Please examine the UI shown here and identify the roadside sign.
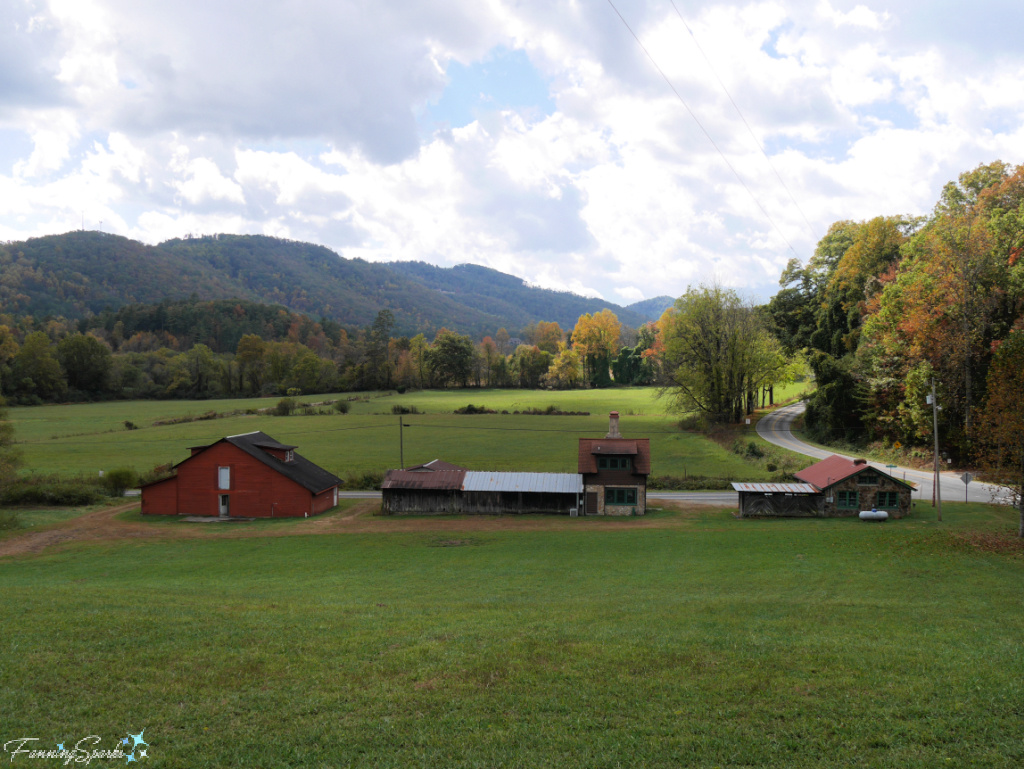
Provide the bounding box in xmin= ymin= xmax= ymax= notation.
xmin=894 ymin=442 xmax=902 ymax=449
xmin=961 ymin=472 xmax=973 ymax=485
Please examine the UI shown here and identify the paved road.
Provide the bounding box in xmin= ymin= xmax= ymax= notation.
xmin=757 ymin=402 xmax=1009 ymax=505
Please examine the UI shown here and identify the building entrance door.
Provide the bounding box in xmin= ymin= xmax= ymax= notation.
xmin=219 ymin=494 xmax=229 ymax=517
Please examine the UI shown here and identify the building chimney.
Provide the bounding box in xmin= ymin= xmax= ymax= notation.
xmin=853 ymin=458 xmax=867 ymax=465
xmin=606 ymin=411 xmax=622 ymax=439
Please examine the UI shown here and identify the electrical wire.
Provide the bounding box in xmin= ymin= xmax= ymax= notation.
xmin=667 ymin=0 xmax=819 ymax=242
xmin=604 ymin=0 xmax=802 ymax=259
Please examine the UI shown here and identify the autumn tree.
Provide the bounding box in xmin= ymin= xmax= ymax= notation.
xmin=976 ymin=327 xmax=1024 ymax=537
xmin=0 ymin=396 xmax=20 ymax=484
xmin=425 ymin=330 xmax=475 ymax=388
xmin=235 ymin=334 xmax=267 ymax=394
xmin=572 ymin=309 xmax=621 ymax=387
xmin=543 ymin=343 xmax=581 ymax=389
xmin=656 ymin=285 xmax=779 ymax=424
xmin=11 ymin=332 xmax=66 ymax=401
xmin=58 ymin=333 xmax=113 ymax=393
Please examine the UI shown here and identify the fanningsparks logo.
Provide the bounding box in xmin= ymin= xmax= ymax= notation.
xmin=3 ymin=729 xmax=151 ymax=765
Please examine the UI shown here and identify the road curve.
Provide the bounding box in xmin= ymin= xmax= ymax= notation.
xmin=757 ymin=402 xmax=1007 ymax=505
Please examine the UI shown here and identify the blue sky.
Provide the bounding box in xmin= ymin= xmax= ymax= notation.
xmin=2 ymin=0 xmax=1023 ymax=308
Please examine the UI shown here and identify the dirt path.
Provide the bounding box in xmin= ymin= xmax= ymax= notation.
xmin=0 ymin=500 xmax=713 ymax=559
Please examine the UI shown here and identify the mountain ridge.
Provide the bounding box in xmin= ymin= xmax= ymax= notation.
xmin=0 ymin=231 xmax=665 ymax=337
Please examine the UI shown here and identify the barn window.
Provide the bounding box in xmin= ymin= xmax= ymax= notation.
xmin=857 ymin=473 xmax=878 ymax=485
xmin=837 ymin=491 xmax=858 ymax=509
xmin=218 ymin=466 xmax=231 ymax=490
xmin=605 ymin=487 xmax=637 ymax=505
xmin=876 ymin=491 xmax=899 ymax=508
xmin=598 ymin=457 xmax=632 ymax=471
xmin=285 ymin=450 xmax=294 ymax=462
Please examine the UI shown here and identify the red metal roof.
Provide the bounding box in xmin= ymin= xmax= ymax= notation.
xmin=381 ymin=469 xmax=466 ymax=490
xmin=794 ymin=454 xmax=874 ymax=490
xmin=578 ymin=438 xmax=651 ymax=474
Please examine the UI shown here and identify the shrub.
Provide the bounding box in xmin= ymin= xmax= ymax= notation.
xmin=342 ymin=470 xmax=384 ymax=490
xmin=275 ymin=397 xmax=296 ymax=416
xmin=334 ymin=400 xmax=350 ymax=414
xmin=454 ymin=404 xmax=496 ymax=415
xmin=103 ymin=467 xmax=139 ymax=496
xmin=123 ymin=420 xmax=137 ymax=430
xmin=286 ymin=387 xmax=301 ymax=397
xmin=0 ymin=476 xmax=103 ymax=506
xmin=0 ymin=510 xmax=21 ymax=530
xmin=395 ymin=385 xmax=407 ymax=394
xmin=392 ymin=405 xmax=420 ymax=415
xmin=647 ymin=475 xmax=734 ymax=491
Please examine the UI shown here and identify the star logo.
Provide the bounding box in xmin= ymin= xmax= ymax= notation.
xmin=126 ymin=754 xmax=136 ymax=764
xmin=139 ymin=749 xmax=148 ymax=758
xmin=128 ymin=730 xmax=148 ymax=750
xmin=122 ymin=737 xmax=131 ymax=746
xmin=57 ymin=743 xmax=65 ymax=751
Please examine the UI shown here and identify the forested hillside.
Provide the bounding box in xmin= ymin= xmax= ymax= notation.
xmin=384 ymin=261 xmax=648 ymax=329
xmin=766 ymin=160 xmax=1024 ymax=471
xmin=0 ymin=232 xmax=650 ymax=338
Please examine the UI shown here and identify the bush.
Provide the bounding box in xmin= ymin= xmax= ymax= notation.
xmin=342 ymin=470 xmax=384 ymax=490
xmin=275 ymin=397 xmax=296 ymax=416
xmin=123 ymin=420 xmax=137 ymax=430
xmin=0 ymin=510 xmax=21 ymax=530
xmin=454 ymin=404 xmax=496 ymax=415
xmin=334 ymin=400 xmax=350 ymax=414
xmin=647 ymin=475 xmax=734 ymax=491
xmin=0 ymin=476 xmax=103 ymax=506
xmin=392 ymin=405 xmax=420 ymax=415
xmin=103 ymin=467 xmax=139 ymax=496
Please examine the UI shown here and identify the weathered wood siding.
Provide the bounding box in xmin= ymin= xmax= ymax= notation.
xmin=738 ymin=492 xmax=824 ymax=518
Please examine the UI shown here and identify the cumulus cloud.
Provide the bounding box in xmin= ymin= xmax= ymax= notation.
xmin=1 ymin=0 xmax=1023 ymax=306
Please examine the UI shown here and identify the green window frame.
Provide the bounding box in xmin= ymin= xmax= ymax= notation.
xmin=857 ymin=472 xmax=878 ymax=485
xmin=598 ymin=457 xmax=632 ymax=471
xmin=876 ymin=491 xmax=900 ymax=509
xmin=837 ymin=490 xmax=858 ymax=509
xmin=605 ymin=488 xmax=637 ymax=505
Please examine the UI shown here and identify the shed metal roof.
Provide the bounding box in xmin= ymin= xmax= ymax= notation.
xmin=381 ymin=469 xmax=465 ymax=490
xmin=731 ymin=483 xmax=819 ymax=494
xmin=462 ymin=472 xmax=583 ymax=494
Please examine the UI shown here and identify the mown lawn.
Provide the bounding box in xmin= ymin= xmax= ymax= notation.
xmin=1 ymin=503 xmax=1021 ymax=768
xmin=7 ymin=385 xmax=805 ymax=479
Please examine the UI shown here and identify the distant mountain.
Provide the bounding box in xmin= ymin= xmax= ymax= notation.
xmin=626 ymin=295 xmax=675 ymax=321
xmin=0 ymin=231 xmax=653 ymax=337
xmin=387 ymin=261 xmax=648 ymax=330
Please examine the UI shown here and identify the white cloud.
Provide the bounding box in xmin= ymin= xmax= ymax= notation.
xmin=1 ymin=0 xmax=1023 ymax=307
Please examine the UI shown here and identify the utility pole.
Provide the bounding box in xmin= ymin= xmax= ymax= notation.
xmin=929 ymin=378 xmax=942 ymax=522
xmin=399 ymin=416 xmax=404 ymax=470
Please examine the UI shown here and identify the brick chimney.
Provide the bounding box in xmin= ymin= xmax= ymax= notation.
xmin=606 ymin=411 xmax=622 ymax=439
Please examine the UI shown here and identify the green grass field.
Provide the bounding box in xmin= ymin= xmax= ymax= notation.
xmin=7 ymin=385 xmax=805 ymax=480
xmin=1 ymin=502 xmax=1021 ymax=767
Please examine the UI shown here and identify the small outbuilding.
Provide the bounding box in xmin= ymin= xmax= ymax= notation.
xmin=732 ymin=482 xmax=822 ymax=517
xmin=795 ymin=454 xmax=914 ymax=517
xmin=734 ymin=454 xmax=915 ymax=518
xmin=141 ymin=431 xmax=341 ymax=518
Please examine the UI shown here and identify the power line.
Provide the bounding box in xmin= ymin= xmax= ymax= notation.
xmin=667 ymin=0 xmax=819 ymax=242
xmin=604 ymin=0 xmax=801 ymax=259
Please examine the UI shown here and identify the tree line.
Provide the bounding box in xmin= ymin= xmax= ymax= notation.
xmin=765 ymin=160 xmax=1024 ymax=534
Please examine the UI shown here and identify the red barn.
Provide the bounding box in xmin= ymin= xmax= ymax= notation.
xmin=141 ymin=431 xmax=341 ymax=518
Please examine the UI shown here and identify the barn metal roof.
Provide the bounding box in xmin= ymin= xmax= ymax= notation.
xmin=462 ymin=472 xmax=583 ymax=494
xmin=381 ymin=470 xmax=465 ymax=490
xmin=731 ymin=483 xmax=819 ymax=494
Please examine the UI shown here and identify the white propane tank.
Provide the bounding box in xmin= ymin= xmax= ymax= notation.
xmin=859 ymin=509 xmax=888 ymax=521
